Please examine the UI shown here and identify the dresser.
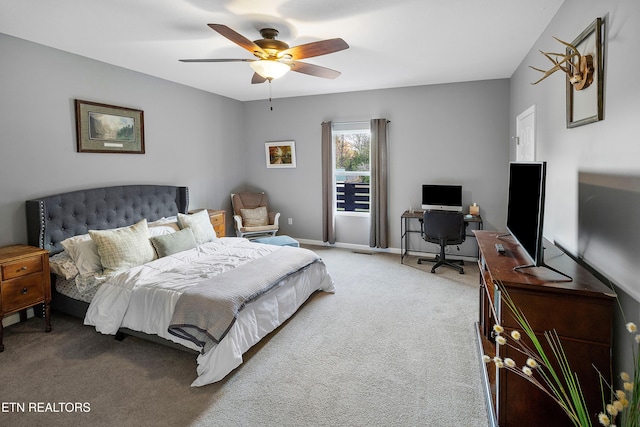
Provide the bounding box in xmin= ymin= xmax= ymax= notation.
xmin=0 ymin=245 xmax=51 ymax=351
xmin=189 ymin=209 xmax=226 ymax=238
xmin=475 ymin=231 xmax=615 ymax=427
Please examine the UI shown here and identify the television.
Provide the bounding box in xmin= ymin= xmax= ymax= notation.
xmin=504 ymin=161 xmax=570 ymax=280
xmin=421 ymin=184 xmax=462 ymax=212
xmin=506 ymin=161 xmax=546 ymax=267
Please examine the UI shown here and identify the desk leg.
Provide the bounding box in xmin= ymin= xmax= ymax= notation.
xmin=400 ymin=216 xmax=406 ymax=264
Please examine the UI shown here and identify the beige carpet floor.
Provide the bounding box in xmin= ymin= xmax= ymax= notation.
xmin=0 ymin=246 xmax=488 ymax=427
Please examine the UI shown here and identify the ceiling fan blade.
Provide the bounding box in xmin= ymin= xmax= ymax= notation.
xmin=281 ymin=38 xmax=349 ymax=60
xmin=208 ymin=24 xmax=266 ymax=57
xmin=290 ymin=61 xmax=341 ymax=79
xmin=251 ymin=73 xmax=267 ymax=84
xmin=179 ymin=58 xmax=254 ymax=63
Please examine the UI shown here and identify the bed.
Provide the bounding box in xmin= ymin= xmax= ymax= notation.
xmin=25 ymin=185 xmax=334 ymax=386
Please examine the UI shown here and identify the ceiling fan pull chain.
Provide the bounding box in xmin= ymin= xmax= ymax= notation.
xmin=269 ymin=79 xmax=274 ymax=111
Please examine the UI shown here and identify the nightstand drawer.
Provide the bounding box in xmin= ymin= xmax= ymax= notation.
xmin=2 ymin=274 xmax=45 ymax=313
xmin=1 ymin=256 xmax=43 ymax=280
xmin=210 ymin=213 xmax=224 ymax=226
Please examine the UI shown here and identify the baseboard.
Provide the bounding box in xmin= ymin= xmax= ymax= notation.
xmin=1 ymin=308 xmax=35 ymax=328
xmin=293 ymin=238 xmax=477 ymax=262
xmin=294 ymin=238 xmax=396 ymax=254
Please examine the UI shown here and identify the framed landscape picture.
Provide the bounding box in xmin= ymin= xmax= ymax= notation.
xmin=265 ymin=141 xmax=296 ymax=168
xmin=75 ymin=99 xmax=145 ymax=153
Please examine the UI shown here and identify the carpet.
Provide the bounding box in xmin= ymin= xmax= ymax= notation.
xmin=0 ymin=246 xmax=488 ymax=427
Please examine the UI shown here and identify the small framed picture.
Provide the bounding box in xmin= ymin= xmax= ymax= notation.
xmin=75 ymin=99 xmax=145 ymax=153
xmin=265 ymin=141 xmax=296 ymax=168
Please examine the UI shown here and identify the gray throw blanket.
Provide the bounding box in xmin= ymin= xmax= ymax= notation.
xmin=168 ymin=246 xmax=320 ymax=353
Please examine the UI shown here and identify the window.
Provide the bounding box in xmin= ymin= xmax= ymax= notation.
xmin=332 ymin=122 xmax=371 ymax=214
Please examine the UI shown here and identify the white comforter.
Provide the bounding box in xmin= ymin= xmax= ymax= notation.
xmin=84 ymin=238 xmax=335 ymax=386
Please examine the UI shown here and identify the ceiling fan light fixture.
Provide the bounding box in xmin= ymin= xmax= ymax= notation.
xmin=250 ymin=60 xmax=291 ymax=80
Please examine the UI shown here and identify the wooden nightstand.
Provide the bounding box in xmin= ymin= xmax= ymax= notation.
xmin=0 ymin=245 xmax=51 ymax=352
xmin=189 ymin=209 xmax=226 ymax=238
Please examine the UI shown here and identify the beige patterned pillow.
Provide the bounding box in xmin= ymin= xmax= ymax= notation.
xmin=177 ymin=210 xmax=217 ymax=245
xmin=89 ymin=219 xmax=156 ymax=274
xmin=240 ymin=206 xmax=268 ymax=227
xmin=49 ymin=251 xmax=80 ymax=280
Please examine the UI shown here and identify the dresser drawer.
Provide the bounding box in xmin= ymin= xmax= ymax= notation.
xmin=1 ymin=256 xmax=43 ymax=280
xmin=2 ymin=274 xmax=46 ymax=313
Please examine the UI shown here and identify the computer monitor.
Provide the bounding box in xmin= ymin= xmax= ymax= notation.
xmin=421 ymin=184 xmax=462 ymax=211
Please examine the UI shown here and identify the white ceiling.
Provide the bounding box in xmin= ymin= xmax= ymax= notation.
xmin=0 ymin=0 xmax=564 ymax=102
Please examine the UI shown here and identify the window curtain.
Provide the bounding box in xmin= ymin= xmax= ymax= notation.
xmin=321 ymin=121 xmax=335 ymax=244
xmin=369 ymin=118 xmax=389 ymax=248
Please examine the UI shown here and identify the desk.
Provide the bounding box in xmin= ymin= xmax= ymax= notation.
xmin=400 ymin=210 xmax=482 ymax=264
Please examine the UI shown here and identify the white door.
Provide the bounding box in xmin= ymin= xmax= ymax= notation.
xmin=516 ymin=105 xmax=536 ymax=161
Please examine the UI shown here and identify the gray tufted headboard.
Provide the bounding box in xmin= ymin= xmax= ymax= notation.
xmin=26 ymin=185 xmax=189 ymax=255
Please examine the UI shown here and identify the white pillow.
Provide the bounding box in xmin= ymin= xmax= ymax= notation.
xmin=89 ymin=219 xmax=156 ymax=274
xmin=61 ymin=234 xmax=102 ymax=276
xmin=149 ymin=225 xmax=179 ymax=237
xmin=148 ymin=216 xmax=180 ymax=232
xmin=177 ymin=210 xmax=217 ymax=245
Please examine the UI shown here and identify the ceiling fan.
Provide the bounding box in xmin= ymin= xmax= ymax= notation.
xmin=180 ymin=24 xmax=349 ymax=84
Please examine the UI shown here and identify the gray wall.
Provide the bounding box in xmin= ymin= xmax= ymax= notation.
xmin=0 ymin=33 xmax=245 ymax=246
xmin=509 ymin=0 xmax=640 ymax=387
xmin=510 ymin=0 xmax=640 ymax=257
xmin=241 ymin=80 xmax=511 ymax=250
xmin=1 ymin=34 xmax=510 ymax=253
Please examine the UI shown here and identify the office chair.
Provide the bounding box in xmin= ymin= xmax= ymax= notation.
xmin=417 ymin=210 xmax=466 ymax=274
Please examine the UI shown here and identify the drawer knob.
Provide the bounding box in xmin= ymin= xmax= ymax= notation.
xmin=21 ymin=266 xmax=27 ymax=270
xmin=21 ymin=288 xmax=28 ymax=295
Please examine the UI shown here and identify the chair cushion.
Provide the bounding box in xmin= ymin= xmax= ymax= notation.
xmin=241 ymin=206 xmax=269 ymax=227
xmin=240 ymin=224 xmax=279 ymax=233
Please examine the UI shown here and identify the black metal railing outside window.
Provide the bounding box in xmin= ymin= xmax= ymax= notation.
xmin=336 ymin=181 xmax=370 ymax=212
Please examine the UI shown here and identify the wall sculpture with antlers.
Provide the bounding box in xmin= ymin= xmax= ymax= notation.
xmin=530 ymin=37 xmax=594 ymax=90
xmin=529 ymin=18 xmax=604 ymax=128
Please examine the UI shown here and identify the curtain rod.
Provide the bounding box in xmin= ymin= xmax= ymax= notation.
xmin=321 ymin=119 xmax=391 ymax=125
